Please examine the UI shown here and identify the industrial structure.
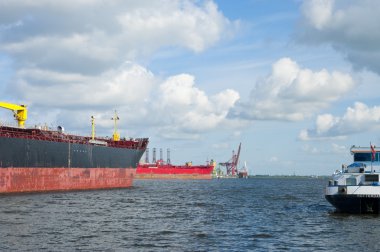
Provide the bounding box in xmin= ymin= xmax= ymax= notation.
xmin=0 ymin=102 xmax=28 ymax=128
xmin=218 ymin=143 xmax=242 ymax=177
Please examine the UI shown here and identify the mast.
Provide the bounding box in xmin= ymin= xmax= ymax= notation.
xmin=111 ymin=110 xmax=120 ymax=141
xmin=91 ymin=116 xmax=95 ymax=140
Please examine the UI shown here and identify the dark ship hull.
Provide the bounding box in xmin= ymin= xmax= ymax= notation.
xmin=0 ymin=126 xmax=148 ymax=193
xmin=326 ymin=194 xmax=380 ymax=214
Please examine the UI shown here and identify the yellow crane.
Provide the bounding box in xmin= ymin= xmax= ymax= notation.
xmin=0 ymin=102 xmax=28 ymax=128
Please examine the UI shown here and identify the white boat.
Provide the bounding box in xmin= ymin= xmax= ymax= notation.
xmin=325 ymin=145 xmax=380 ymax=213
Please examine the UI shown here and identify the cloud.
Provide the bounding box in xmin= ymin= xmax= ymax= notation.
xmin=299 ymin=0 xmax=380 ymax=74
xmin=0 ymin=0 xmax=237 ymax=74
xmin=300 ymin=102 xmax=380 ymax=140
xmin=10 ymin=62 xmax=240 ymax=139
xmin=116 ymin=0 xmax=234 ymax=53
xmin=13 ymin=62 xmax=154 ymax=108
xmin=301 ymin=0 xmax=334 ymax=30
xmin=154 ymin=74 xmax=240 ymax=134
xmin=229 ymin=57 xmax=354 ymax=121
xmin=0 ymin=1 xmax=240 ymax=139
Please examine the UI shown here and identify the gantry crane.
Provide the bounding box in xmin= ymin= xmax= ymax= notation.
xmin=0 ymin=102 xmax=28 ymax=128
xmin=219 ymin=143 xmax=241 ymax=177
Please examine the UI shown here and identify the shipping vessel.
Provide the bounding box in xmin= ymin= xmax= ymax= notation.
xmin=136 ymin=148 xmax=215 ymax=180
xmin=238 ymin=162 xmax=249 ymax=178
xmin=0 ymin=102 xmax=148 ymax=193
xmin=325 ymin=145 xmax=380 ymax=213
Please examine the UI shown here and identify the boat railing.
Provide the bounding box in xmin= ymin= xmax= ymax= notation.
xmin=0 ymin=125 xmax=149 ymax=149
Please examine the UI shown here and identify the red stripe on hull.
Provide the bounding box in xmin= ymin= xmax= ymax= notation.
xmin=136 ymin=166 xmax=213 ymax=180
xmin=0 ymin=167 xmax=135 ymax=193
xmin=136 ymin=173 xmax=212 ymax=180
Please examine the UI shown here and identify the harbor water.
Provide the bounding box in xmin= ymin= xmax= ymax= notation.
xmin=1 ymin=177 xmax=380 ymax=251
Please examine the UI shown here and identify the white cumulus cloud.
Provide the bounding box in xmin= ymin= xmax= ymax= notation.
xmin=299 ymin=0 xmax=380 ymax=74
xmin=302 ymin=0 xmax=334 ymax=30
xmin=13 ymin=62 xmax=154 ymax=108
xmin=229 ymin=57 xmax=354 ymax=121
xmin=0 ymin=0 xmax=237 ymax=74
xmin=10 ymin=62 xmax=240 ymax=139
xmin=300 ymin=102 xmax=380 ymax=140
xmin=155 ymin=74 xmax=240 ymax=134
xmin=116 ymin=0 xmax=232 ymax=53
xmin=0 ymin=1 xmax=240 ymax=139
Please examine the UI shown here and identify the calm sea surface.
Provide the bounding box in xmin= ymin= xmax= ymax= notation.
xmin=1 ymin=177 xmax=380 ymax=251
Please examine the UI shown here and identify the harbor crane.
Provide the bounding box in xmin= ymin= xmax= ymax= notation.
xmin=0 ymin=102 xmax=28 ymax=128
xmin=219 ymin=143 xmax=241 ymax=177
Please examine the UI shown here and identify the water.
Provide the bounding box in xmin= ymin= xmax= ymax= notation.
xmin=1 ymin=177 xmax=380 ymax=251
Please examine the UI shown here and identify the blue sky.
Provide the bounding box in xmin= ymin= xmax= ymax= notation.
xmin=1 ymin=0 xmax=380 ymax=175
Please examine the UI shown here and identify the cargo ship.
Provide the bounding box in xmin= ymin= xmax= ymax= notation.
xmin=136 ymin=148 xmax=215 ymax=180
xmin=0 ymin=102 xmax=148 ymax=193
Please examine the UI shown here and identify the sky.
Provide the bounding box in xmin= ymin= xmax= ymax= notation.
xmin=1 ymin=0 xmax=380 ymax=175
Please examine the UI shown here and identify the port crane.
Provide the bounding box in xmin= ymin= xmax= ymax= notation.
xmin=219 ymin=143 xmax=241 ymax=177
xmin=0 ymin=102 xmax=28 ymax=128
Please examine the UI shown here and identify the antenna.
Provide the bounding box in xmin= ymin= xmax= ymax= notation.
xmin=111 ymin=110 xmax=120 ymax=141
xmin=91 ymin=116 xmax=95 ymax=140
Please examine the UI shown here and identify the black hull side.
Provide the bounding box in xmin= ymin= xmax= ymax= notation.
xmin=0 ymin=137 xmax=145 ymax=168
xmin=326 ymin=195 xmax=380 ymax=214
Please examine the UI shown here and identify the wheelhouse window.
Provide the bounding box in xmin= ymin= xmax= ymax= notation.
xmin=354 ymin=153 xmax=379 ymax=162
xmin=365 ymin=174 xmax=379 ymax=182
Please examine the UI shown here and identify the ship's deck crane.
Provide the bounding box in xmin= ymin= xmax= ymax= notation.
xmin=0 ymin=102 xmax=28 ymax=128
xmin=219 ymin=143 xmax=241 ymax=176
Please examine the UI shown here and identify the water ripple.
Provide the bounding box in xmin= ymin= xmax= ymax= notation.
xmin=1 ymin=177 xmax=380 ymax=251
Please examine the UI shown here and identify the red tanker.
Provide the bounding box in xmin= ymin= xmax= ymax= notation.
xmin=136 ymin=160 xmax=215 ymax=180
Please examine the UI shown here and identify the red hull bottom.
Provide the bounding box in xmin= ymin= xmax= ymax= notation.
xmin=136 ymin=166 xmax=213 ymax=180
xmin=0 ymin=167 xmax=135 ymax=193
xmin=136 ymin=173 xmax=212 ymax=180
